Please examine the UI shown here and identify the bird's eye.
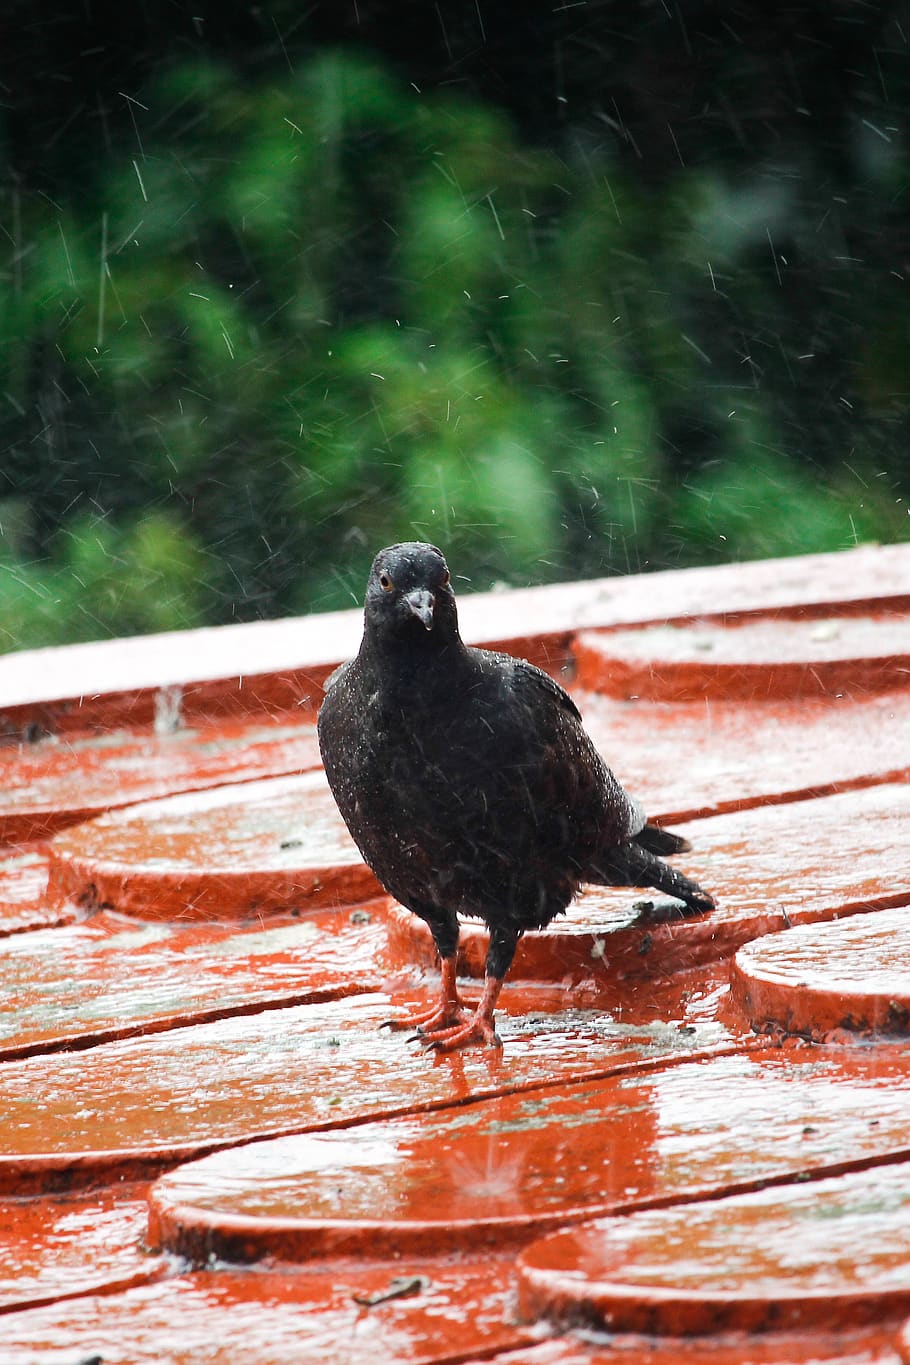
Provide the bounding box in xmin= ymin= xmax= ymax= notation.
xmin=379 ymin=571 xmax=394 ymax=592
xmin=440 ymin=569 xmax=450 ymax=587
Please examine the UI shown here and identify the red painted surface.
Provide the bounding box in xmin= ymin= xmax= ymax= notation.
xmin=575 ymin=613 xmax=910 ymax=701
xmin=512 ymin=1328 xmax=906 ymax=1361
xmin=47 ymin=771 xmax=381 ymax=919
xmin=898 ymin=1319 xmax=910 ymax=1364
xmin=0 ymin=716 xmax=320 ymax=842
xmin=0 ymin=903 xmax=389 ymax=1064
xmin=0 ymin=1257 xmax=532 ymax=1364
xmin=732 ymin=907 xmax=910 ymax=1038
xmin=0 ymin=970 xmax=747 ymax=1191
xmin=0 ymin=847 xmax=65 ymax=935
xmin=0 ymin=1185 xmax=162 ymax=1313
xmin=0 ymin=543 xmax=909 ymax=1361
xmin=467 ymin=1335 xmax=903 ymax=1364
xmin=2 ymin=541 xmax=907 ymax=730
xmin=147 ymin=1044 xmax=910 ymax=1263
xmin=517 ymin=1164 xmax=910 ymax=1334
xmin=578 ymin=687 xmax=910 ymax=822
xmin=389 ymin=782 xmax=910 ymax=981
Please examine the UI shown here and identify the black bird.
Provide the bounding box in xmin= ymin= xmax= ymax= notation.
xmin=318 ymin=542 xmax=715 ymax=1049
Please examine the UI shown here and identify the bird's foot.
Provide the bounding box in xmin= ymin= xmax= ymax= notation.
xmin=384 ymin=964 xmax=505 ymax=1049
xmin=380 ymin=955 xmax=473 ymax=1035
xmin=419 ymin=974 xmax=505 ymax=1051
xmin=421 ymin=1008 xmax=503 ymax=1052
xmin=382 ymin=996 xmax=472 ymax=1035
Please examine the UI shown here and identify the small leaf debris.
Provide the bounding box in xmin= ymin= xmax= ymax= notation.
xmin=352 ymin=1275 xmax=430 ymax=1308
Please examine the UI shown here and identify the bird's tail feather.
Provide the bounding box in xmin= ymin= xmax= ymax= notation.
xmin=588 ymin=843 xmax=714 ymax=915
xmin=634 ymin=823 xmax=691 ymax=856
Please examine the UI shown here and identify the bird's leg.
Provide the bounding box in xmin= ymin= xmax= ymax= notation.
xmin=420 ymin=972 xmax=505 ymax=1050
xmin=421 ymin=923 xmax=519 ymax=1051
xmin=382 ymin=953 xmax=473 ymax=1034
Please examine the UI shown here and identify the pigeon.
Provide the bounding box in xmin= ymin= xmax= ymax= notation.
xmin=317 ymin=542 xmax=715 ymax=1049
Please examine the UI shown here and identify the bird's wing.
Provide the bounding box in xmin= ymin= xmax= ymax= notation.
xmin=509 ymin=657 xmax=646 ymax=843
xmin=321 ymin=660 xmax=352 ymax=695
xmin=625 ymin=791 xmax=648 ymax=839
xmin=510 ymin=658 xmax=583 ymax=721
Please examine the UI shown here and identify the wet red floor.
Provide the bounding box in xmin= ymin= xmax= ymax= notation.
xmin=1 ymin=541 xmax=909 ymax=1363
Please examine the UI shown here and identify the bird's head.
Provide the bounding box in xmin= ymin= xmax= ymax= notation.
xmin=364 ymin=542 xmax=458 ymax=644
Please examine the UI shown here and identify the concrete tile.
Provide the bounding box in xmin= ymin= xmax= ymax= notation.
xmin=518 ymin=1163 xmax=910 ymax=1334
xmin=575 ymin=613 xmax=910 ymax=701
xmin=147 ymin=1043 xmax=910 ymax=1262
xmin=0 ymin=1256 xmax=529 ymax=1364
xmin=0 ymin=847 xmax=66 ymax=937
xmin=467 ymin=1330 xmax=902 ymax=1364
xmin=733 ymin=907 xmax=910 ymax=1039
xmin=0 ymin=904 xmax=388 ymax=1060
xmin=0 ymin=718 xmax=320 ymax=841
xmin=578 ymin=688 xmax=910 ymax=823
xmin=0 ymin=1186 xmax=162 ymax=1313
xmin=0 ymin=970 xmax=749 ymax=1190
xmin=47 ymin=771 xmax=381 ymax=920
xmin=391 ymin=785 xmax=910 ymax=982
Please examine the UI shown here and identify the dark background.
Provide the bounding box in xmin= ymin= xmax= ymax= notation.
xmin=2 ymin=1 xmax=908 ymax=649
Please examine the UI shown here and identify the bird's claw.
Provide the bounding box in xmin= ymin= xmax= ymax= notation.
xmin=380 ymin=996 xmax=473 ymax=1036
xmin=420 ymin=1014 xmax=503 ymax=1052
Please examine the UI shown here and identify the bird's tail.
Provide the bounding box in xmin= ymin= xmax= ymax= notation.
xmin=633 ymin=823 xmax=691 ymax=856
xmin=588 ymin=842 xmax=715 ymax=916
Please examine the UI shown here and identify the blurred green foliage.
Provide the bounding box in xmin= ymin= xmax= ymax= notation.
xmin=1 ymin=35 xmax=907 ymax=650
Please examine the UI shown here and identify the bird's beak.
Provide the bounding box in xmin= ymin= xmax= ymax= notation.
xmin=404 ymin=588 xmax=435 ymax=630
